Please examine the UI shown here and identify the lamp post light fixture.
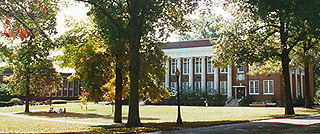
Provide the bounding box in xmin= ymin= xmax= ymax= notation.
xmin=175 ymin=69 xmax=182 ymax=125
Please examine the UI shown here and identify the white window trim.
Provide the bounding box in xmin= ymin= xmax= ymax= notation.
xmin=249 ymin=80 xmax=259 ymax=95
xmin=207 ymin=58 xmax=214 ymax=74
xmin=195 ymin=81 xmax=202 ymax=89
xmin=237 ymin=65 xmax=244 ymax=73
xmin=195 ymin=58 xmax=202 ymax=74
xmin=58 ymin=90 xmax=62 ymax=97
xmin=182 ymin=82 xmax=189 ymax=89
xmin=171 ymin=82 xmax=178 ymax=90
xmin=263 ymin=80 xmax=274 ymax=95
xmin=183 ymin=58 xmax=189 ymax=75
xmin=220 ymin=68 xmax=228 ymax=73
xmin=220 ymin=81 xmax=228 ymax=95
xmin=171 ymin=59 xmax=177 ymax=75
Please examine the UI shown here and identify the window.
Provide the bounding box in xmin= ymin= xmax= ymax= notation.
xmin=297 ymin=81 xmax=301 ymax=96
xmin=68 ymin=81 xmax=74 ymax=97
xmin=171 ymin=82 xmax=178 ymax=90
xmin=297 ymin=68 xmax=300 ymax=74
xmin=263 ymin=80 xmax=274 ymax=94
xmin=195 ymin=58 xmax=202 ymax=74
xmin=207 ymin=81 xmax=215 ymax=93
xmin=74 ymin=80 xmax=80 ymax=97
xmin=220 ymin=68 xmax=228 ymax=73
xmin=237 ymin=65 xmax=244 ymax=73
xmin=207 ymin=58 xmax=214 ymax=74
xmin=182 ymin=82 xmax=189 ymax=89
xmin=195 ymin=82 xmax=202 ymax=90
xmin=63 ymin=79 xmax=68 ymax=97
xmin=183 ymin=58 xmax=189 ymax=75
xmin=171 ymin=59 xmax=177 ymax=75
xmin=249 ymin=80 xmax=259 ymax=95
xmin=220 ymin=81 xmax=228 ymax=95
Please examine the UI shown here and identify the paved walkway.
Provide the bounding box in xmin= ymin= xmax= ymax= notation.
xmin=152 ymin=114 xmax=320 ymax=134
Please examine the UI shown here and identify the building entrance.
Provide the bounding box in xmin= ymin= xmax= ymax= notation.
xmin=236 ymin=87 xmax=245 ymax=99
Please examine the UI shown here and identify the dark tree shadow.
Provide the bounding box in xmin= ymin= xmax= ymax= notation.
xmin=16 ymin=111 xmax=160 ymax=121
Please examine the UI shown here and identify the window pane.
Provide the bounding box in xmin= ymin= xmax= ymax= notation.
xmin=269 ymin=81 xmax=274 ymax=93
xmin=207 ymin=58 xmax=214 ymax=74
xmin=254 ymin=81 xmax=259 ymax=93
xmin=183 ymin=58 xmax=189 ymax=74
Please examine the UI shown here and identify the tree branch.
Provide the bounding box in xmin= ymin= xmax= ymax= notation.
xmin=252 ymin=24 xmax=280 ymax=32
xmin=77 ymin=0 xmax=126 ymax=34
xmin=261 ymin=30 xmax=278 ymax=43
xmin=12 ymin=1 xmax=53 ymax=42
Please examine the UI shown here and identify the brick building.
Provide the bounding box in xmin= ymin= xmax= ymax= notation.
xmin=0 ymin=69 xmax=81 ymax=100
xmin=162 ymin=39 xmax=314 ymax=105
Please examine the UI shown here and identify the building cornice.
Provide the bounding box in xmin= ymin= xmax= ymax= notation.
xmin=163 ymin=46 xmax=215 ymax=58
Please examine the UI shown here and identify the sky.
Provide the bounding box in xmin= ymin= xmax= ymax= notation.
xmin=56 ymin=1 xmax=230 ymax=42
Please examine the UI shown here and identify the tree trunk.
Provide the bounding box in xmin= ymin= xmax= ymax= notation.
xmin=126 ymin=0 xmax=142 ymax=127
xmin=114 ymin=67 xmax=123 ymax=123
xmin=25 ymin=68 xmax=30 ymax=113
xmin=304 ymin=61 xmax=312 ymax=108
xmin=281 ymin=50 xmax=295 ymax=115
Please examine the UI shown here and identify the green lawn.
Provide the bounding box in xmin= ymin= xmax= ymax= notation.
xmin=0 ymin=102 xmax=319 ymax=133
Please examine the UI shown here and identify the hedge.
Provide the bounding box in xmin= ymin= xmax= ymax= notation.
xmin=0 ymin=101 xmax=14 ymax=107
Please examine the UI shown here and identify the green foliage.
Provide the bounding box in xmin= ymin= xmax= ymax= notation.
xmin=314 ymin=90 xmax=320 ymax=105
xmin=214 ymin=0 xmax=320 ymax=114
xmin=0 ymin=83 xmax=12 ymax=101
xmin=79 ymin=91 xmax=89 ymax=109
xmin=5 ymin=60 xmax=63 ymax=96
xmin=0 ymin=101 xmax=14 ymax=107
xmin=314 ymin=53 xmax=320 ymax=91
xmin=0 ymin=0 xmax=61 ymax=112
xmin=82 ymin=0 xmax=209 ymax=126
xmin=55 ymin=20 xmax=115 ymax=103
xmin=179 ymin=12 xmax=222 ymax=41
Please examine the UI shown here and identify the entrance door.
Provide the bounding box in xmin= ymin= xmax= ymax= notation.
xmin=236 ymin=87 xmax=245 ymax=99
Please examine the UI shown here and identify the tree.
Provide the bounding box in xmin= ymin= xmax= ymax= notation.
xmin=79 ymin=0 xmax=202 ymax=127
xmin=179 ymin=12 xmax=222 ymax=41
xmin=56 ymin=20 xmax=114 ymax=103
xmin=292 ymin=34 xmax=319 ymax=108
xmin=56 ymin=16 xmax=169 ymax=124
xmin=0 ymin=0 xmax=61 ymax=113
xmin=214 ymin=0 xmax=320 ymax=115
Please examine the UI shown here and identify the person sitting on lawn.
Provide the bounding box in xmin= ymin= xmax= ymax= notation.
xmin=58 ymin=108 xmax=63 ymax=113
xmin=48 ymin=107 xmax=56 ymax=113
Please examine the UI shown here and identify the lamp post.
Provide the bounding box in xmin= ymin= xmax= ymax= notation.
xmin=175 ymin=70 xmax=182 ymax=125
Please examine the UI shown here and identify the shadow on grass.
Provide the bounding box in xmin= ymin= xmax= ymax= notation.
xmin=76 ymin=120 xmax=250 ymax=134
xmin=16 ymin=111 xmax=160 ymax=121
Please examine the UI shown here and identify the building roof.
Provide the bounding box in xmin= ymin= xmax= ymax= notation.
xmin=161 ymin=39 xmax=215 ymax=49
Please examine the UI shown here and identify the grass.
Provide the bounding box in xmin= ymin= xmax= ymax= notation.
xmin=0 ymin=102 xmax=319 ymax=133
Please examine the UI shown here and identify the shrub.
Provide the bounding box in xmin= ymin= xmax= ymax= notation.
xmin=10 ymin=98 xmax=22 ymax=105
xmin=0 ymin=101 xmax=14 ymax=107
xmin=52 ymin=100 xmax=67 ymax=104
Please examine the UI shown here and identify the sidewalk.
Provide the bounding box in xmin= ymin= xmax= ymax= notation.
xmin=152 ymin=114 xmax=320 ymax=134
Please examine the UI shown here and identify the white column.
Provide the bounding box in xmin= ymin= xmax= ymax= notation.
xmin=295 ymin=69 xmax=299 ymax=98
xmin=165 ymin=60 xmax=170 ymax=88
xmin=177 ymin=58 xmax=182 ymax=86
xmin=214 ymin=68 xmax=219 ymax=92
xmin=189 ymin=57 xmax=193 ymax=88
xmin=201 ymin=57 xmax=206 ymax=90
xmin=300 ymin=68 xmax=304 ymax=98
xmin=227 ymin=65 xmax=233 ymax=98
